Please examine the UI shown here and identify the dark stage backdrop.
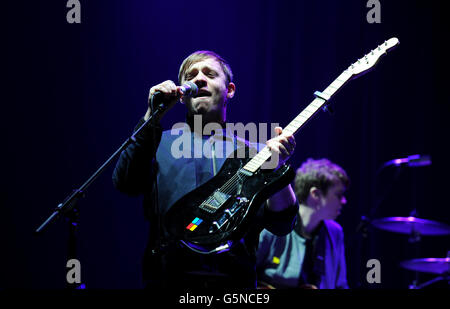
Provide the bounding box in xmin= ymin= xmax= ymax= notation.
xmin=3 ymin=0 xmax=448 ymax=289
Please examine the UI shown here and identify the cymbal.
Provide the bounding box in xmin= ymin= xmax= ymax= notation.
xmin=400 ymin=258 xmax=450 ymax=274
xmin=371 ymin=217 xmax=450 ymax=236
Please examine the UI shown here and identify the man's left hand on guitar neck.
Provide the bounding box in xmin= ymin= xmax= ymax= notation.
xmin=265 ymin=126 xmax=297 ymax=212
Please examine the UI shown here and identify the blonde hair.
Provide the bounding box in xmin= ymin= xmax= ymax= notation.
xmin=178 ymin=50 xmax=233 ymax=85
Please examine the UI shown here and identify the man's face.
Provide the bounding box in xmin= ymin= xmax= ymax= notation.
xmin=318 ymin=181 xmax=347 ymax=220
xmin=181 ymin=57 xmax=235 ymax=122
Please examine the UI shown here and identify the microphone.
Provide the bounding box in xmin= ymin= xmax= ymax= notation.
xmin=150 ymin=81 xmax=198 ymax=108
xmin=383 ymin=154 xmax=432 ymax=168
xmin=179 ymin=81 xmax=198 ymax=97
xmin=152 ymin=81 xmax=198 ymax=100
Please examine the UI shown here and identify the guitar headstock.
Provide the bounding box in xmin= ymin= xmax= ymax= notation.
xmin=347 ymin=37 xmax=400 ymax=78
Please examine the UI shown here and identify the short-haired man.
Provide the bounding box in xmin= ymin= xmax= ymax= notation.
xmin=257 ymin=158 xmax=350 ymax=289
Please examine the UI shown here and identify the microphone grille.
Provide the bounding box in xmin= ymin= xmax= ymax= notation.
xmin=184 ymin=81 xmax=198 ymax=96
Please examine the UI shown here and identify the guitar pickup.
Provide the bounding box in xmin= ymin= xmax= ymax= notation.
xmin=199 ymin=190 xmax=232 ymax=213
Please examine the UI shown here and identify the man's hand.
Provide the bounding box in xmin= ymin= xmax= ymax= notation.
xmin=144 ymin=80 xmax=184 ymax=122
xmin=265 ymin=126 xmax=296 ymax=169
xmin=265 ymin=127 xmax=297 ymax=212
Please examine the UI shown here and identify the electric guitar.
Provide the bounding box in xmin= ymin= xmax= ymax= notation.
xmin=165 ymin=37 xmax=400 ymax=254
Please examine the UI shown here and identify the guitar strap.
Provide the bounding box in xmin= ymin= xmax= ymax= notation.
xmin=209 ymin=131 xmax=238 ymax=176
xmin=211 ymin=140 xmax=217 ymax=175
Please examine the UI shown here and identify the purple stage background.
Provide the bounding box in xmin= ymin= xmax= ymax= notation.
xmin=3 ymin=0 xmax=448 ymax=289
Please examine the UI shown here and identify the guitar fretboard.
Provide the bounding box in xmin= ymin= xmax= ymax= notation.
xmin=243 ymin=70 xmax=352 ymax=173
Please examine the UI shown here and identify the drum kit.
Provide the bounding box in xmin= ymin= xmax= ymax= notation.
xmin=369 ymin=155 xmax=449 ymax=289
xmin=371 ymin=216 xmax=450 ymax=289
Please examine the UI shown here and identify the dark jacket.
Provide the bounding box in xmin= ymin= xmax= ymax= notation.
xmin=113 ymin=119 xmax=298 ymax=288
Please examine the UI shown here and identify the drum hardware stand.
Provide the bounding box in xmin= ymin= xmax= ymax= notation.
xmin=409 ymin=251 xmax=450 ymax=289
xmin=355 ymin=159 xmax=404 ymax=288
xmin=409 ymin=273 xmax=450 ymax=289
xmin=407 ymin=209 xmax=421 ymax=289
xmin=366 ymin=156 xmax=435 ymax=288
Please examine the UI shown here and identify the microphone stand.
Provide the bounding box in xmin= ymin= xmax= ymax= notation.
xmin=35 ymin=101 xmax=169 ymax=288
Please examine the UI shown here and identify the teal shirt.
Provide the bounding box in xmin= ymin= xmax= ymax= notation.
xmin=256 ymin=220 xmax=348 ymax=289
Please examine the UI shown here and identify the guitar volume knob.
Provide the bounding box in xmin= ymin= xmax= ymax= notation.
xmin=212 ymin=221 xmax=220 ymax=230
xmin=238 ymin=197 xmax=248 ymax=204
xmin=224 ymin=209 xmax=232 ymax=217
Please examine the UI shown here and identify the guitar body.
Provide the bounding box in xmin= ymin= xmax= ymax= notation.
xmin=165 ymin=148 xmax=295 ymax=253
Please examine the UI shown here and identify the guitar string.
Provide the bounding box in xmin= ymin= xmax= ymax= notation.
xmin=204 ymin=172 xmax=242 ymax=205
xmin=203 ymin=149 xmax=273 ymax=208
xmin=203 ymin=171 xmax=250 ymax=209
xmin=214 ymin=156 xmax=256 ymax=195
xmin=202 ymin=173 xmax=239 ymax=207
xmin=203 ymin=93 xmax=319 ymax=208
xmin=203 ymin=100 xmax=324 ymax=207
xmin=203 ymin=143 xmax=283 ymax=208
xmin=202 ymin=138 xmax=269 ymax=209
xmin=201 ymin=137 xmax=241 ymax=207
